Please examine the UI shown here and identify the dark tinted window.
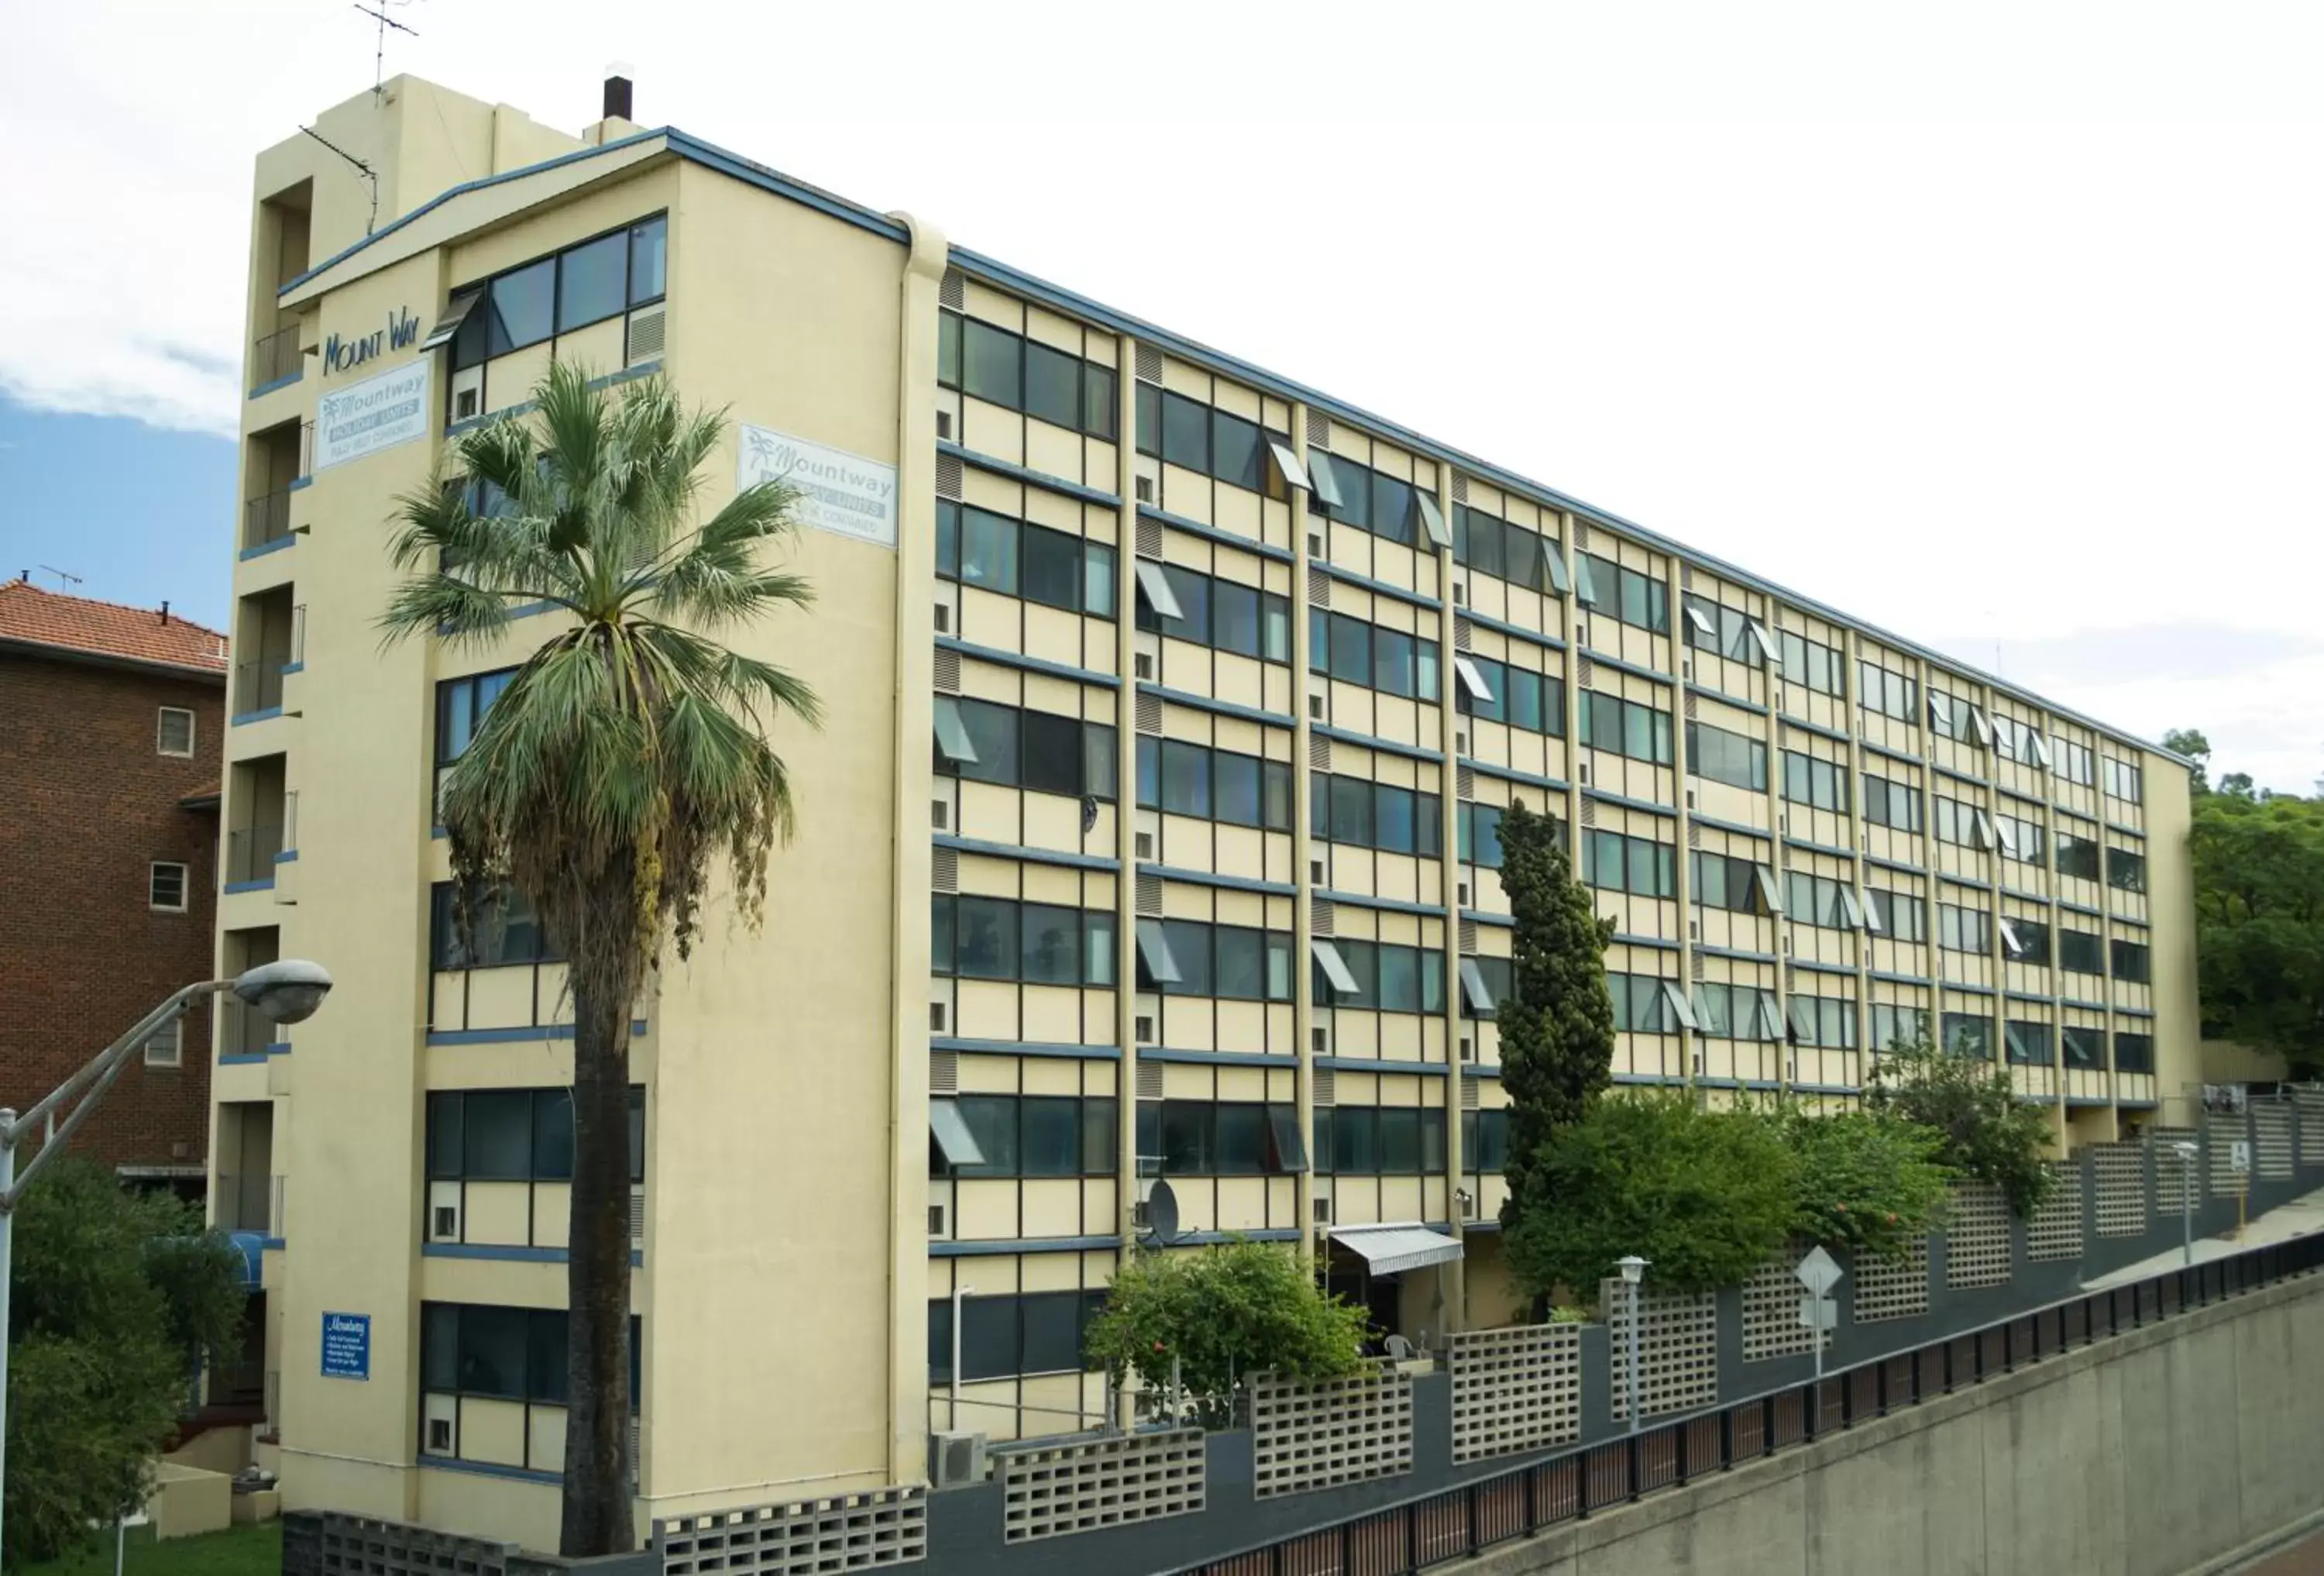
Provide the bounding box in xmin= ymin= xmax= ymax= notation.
xmin=486 ymin=259 xmax=555 ymax=356
xmin=556 ymin=232 xmax=627 ymax=332
xmin=627 ymin=219 xmax=667 ymax=304
xmin=1024 ymin=342 xmax=1081 ymax=428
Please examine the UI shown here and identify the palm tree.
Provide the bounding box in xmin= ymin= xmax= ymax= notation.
xmin=382 ymin=361 xmax=821 ymax=1554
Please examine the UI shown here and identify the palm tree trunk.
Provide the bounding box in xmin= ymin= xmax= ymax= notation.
xmin=562 ymin=984 xmax=634 ymax=1554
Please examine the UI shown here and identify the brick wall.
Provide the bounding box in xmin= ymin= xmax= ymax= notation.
xmin=0 ymin=650 xmax=224 ymax=1178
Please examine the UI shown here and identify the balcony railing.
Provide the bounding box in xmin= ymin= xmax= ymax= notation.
xmin=252 ymin=326 xmax=303 ymax=389
xmin=218 ymin=999 xmax=277 ymax=1057
xmin=244 ymin=490 xmax=293 ymax=552
xmin=225 ymin=824 xmax=285 ymax=884
xmin=235 ymin=659 xmax=285 ymax=717
xmin=217 ymin=1171 xmax=274 ymax=1235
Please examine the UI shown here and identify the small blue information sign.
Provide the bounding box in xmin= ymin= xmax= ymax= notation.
xmin=321 ymin=1312 xmax=371 ymax=1380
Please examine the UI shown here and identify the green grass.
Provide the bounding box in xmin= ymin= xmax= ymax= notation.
xmin=21 ymin=1521 xmax=280 ymax=1576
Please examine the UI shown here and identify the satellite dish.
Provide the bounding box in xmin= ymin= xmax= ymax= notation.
xmin=1143 ymin=1179 xmax=1181 ymax=1245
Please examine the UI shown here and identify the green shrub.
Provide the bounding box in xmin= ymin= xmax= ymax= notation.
xmin=1776 ymin=1105 xmax=1951 ymax=1260
xmin=1504 ymin=1093 xmax=1796 ymax=1298
xmin=1081 ymin=1239 xmax=1370 ymax=1426
xmin=1865 ymin=1037 xmax=2056 ymax=1216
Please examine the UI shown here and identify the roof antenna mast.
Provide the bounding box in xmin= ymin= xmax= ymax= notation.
xmin=351 ymin=0 xmax=419 ymax=102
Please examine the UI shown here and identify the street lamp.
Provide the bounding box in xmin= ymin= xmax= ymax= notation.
xmin=0 ymin=960 xmax=332 ymax=1561
xmin=2172 ymin=1140 xmax=2199 ymax=1267
xmin=1616 ymin=1254 xmax=1649 ymax=1434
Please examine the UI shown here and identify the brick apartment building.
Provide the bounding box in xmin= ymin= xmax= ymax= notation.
xmin=0 ymin=576 xmax=227 ymax=1191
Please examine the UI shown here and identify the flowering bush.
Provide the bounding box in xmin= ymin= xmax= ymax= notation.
xmin=1777 ymin=1106 xmax=1952 ymax=1261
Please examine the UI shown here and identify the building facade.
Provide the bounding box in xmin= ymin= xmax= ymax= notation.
xmin=1 ymin=578 xmax=226 ymax=1189
xmin=217 ymin=75 xmax=2201 ymax=1549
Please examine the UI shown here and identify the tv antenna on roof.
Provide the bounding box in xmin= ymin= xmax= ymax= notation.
xmin=351 ymin=1 xmax=419 ymax=101
xmin=36 ymin=565 xmax=82 ymax=591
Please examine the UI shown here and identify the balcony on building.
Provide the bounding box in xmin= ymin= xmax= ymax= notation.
xmin=217 ymin=926 xmax=284 ymax=1059
xmin=225 ymin=755 xmax=290 ymax=891
xmin=233 ymin=587 xmax=300 ymax=722
xmin=241 ymin=418 xmax=312 ymax=560
xmin=248 ymin=179 xmax=311 ymax=397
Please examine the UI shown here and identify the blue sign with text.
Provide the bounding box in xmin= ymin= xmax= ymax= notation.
xmin=321 ymin=1312 xmax=370 ymax=1380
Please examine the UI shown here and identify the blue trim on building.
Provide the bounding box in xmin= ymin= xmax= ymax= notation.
xmin=1942 ymin=981 xmax=1996 ymax=999
xmin=222 ymin=878 xmax=275 ymax=896
xmin=1318 ymin=889 xmax=1447 ymax=919
xmin=1783 ymin=834 xmax=1857 ymax=862
xmin=1318 ymin=562 xmax=1440 ymax=612
xmin=1864 ymin=853 xmax=1927 ymax=878
xmin=1463 ymin=908 xmax=1512 ymax=930
xmin=934 ymin=834 xmax=1119 ymax=873
xmin=1937 ymin=872 xmax=1992 ymax=893
xmin=218 ymin=1053 xmax=270 ymax=1067
xmin=2106 ymin=821 xmax=2146 ymax=841
xmin=1136 ymin=1048 xmax=1297 ymax=1069
xmin=1580 ymin=786 xmax=1676 ymax=820
xmin=2115 ymin=1005 xmax=2155 ymax=1020
xmin=1697 ymin=943 xmax=1779 ymax=965
xmin=932 ymin=1038 xmax=1120 ymax=1061
xmin=1932 ymin=763 xmax=1988 ymax=790
xmin=287 ymin=475 xmax=313 ymax=493
xmin=1140 ymin=506 xmax=1294 ymax=564
xmin=2002 ymin=886 xmax=2047 ymax=906
xmin=1463 ymin=759 xmax=1570 ymax=797
xmin=230 ymin=707 xmax=283 ymax=728
xmin=237 ymin=535 xmax=296 ymax=563
xmin=424 ymin=1021 xmax=648 ymax=1047
xmin=1315 ymin=724 xmax=1442 ymax=765
xmin=1686 ymin=685 xmax=1769 ymax=718
xmin=1779 ymin=714 xmax=1852 ymax=747
xmin=1858 ymin=738 xmax=1923 ymax=768
xmin=1790 ymin=957 xmax=1857 ymax=979
xmin=419 ymin=1454 xmax=564 ymax=1487
xmin=1611 ymin=932 xmax=1682 ymax=952
xmin=937 ymin=637 xmax=1118 ymax=690
xmin=944 ymin=442 xmax=1120 ymax=509
xmin=2060 ymin=900 xmax=2103 ymax=918
xmin=1150 ymin=865 xmax=1296 ymax=898
xmin=1869 ymin=970 xmax=1936 ymax=989
xmin=1580 ymin=648 xmax=1672 ymax=688
xmin=1689 ymin=810 xmax=1772 ymax=844
xmin=2058 ymin=996 xmax=2108 ymax=1013
xmin=421 ymin=1243 xmax=645 ymax=1267
xmin=2006 ymin=991 xmax=2055 ymax=1007
xmin=1457 ymin=607 xmax=1566 ymax=655
xmin=1317 ymin=1056 xmax=1447 ymax=1076
xmin=278 ymin=662 xmax=304 ymax=676
xmin=274 ymin=848 xmax=300 ymax=864
xmin=246 ymin=372 xmax=302 ymax=400
xmin=931 ymin=1234 xmax=1122 ymax=1258
xmin=1148 ymin=686 xmax=1295 ymax=730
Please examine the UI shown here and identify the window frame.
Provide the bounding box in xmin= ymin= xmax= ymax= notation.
xmin=156 ymin=706 xmax=197 ymax=758
xmin=149 ymin=861 xmax=189 ymax=913
xmin=450 ymin=214 xmax=668 ymax=375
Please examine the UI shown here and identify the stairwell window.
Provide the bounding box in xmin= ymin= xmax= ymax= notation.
xmin=150 ymin=862 xmax=189 ymax=913
xmin=157 ymin=707 xmax=196 ymax=758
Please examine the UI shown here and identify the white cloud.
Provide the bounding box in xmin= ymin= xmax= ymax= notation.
xmin=4 ymin=1 xmax=2319 ymax=782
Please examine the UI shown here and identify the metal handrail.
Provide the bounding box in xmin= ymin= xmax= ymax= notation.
xmin=1167 ymin=1231 xmax=2324 ymax=1575
xmin=253 ymin=326 xmax=302 ymax=387
xmin=244 ymin=490 xmax=293 ymax=550
xmin=225 ymin=824 xmax=285 ymax=883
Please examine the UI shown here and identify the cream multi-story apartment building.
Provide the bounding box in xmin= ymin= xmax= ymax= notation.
xmin=212 ymin=72 xmax=2199 ymax=1550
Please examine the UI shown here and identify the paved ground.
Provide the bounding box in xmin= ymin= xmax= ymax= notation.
xmin=2233 ymin=1523 xmax=2324 ymax=1574
xmin=2082 ymin=1184 xmax=2324 ymax=1292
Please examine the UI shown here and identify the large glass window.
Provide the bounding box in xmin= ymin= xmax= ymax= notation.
xmin=1786 ymin=872 xmax=1857 ymax=931
xmin=1781 ymin=752 xmax=1851 ymax=814
xmin=1606 ymin=972 xmax=1678 ymax=1033
xmin=485 ymin=259 xmax=555 ymax=357
xmin=1138 ymin=738 xmax=1292 ymax=831
xmin=930 ymin=1095 xmax=1116 ymax=1178
xmin=1460 ymin=1110 xmax=1511 ymax=1172
xmin=2054 ymin=830 xmax=2102 ymax=880
xmin=1139 ymin=567 xmax=1291 ymax=664
xmin=2113 ymin=1031 xmax=2154 ymax=1072
xmin=940 ymin=311 xmax=1118 ymax=440
xmin=1865 ymin=887 xmax=1927 ymax=941
xmin=430 ymin=882 xmax=557 ymax=969
xmin=1686 ymin=721 xmax=1766 ymax=790
xmin=1857 ymin=660 xmax=1919 ymax=722
xmin=2106 ymin=846 xmax=2147 ymax=893
xmin=1861 ymin=773 xmax=1922 ymax=832
xmin=628 ymin=218 xmax=667 ymax=305
xmin=435 ymin=669 xmax=517 ymax=768
xmin=931 ymin=895 xmax=1114 ymax=986
xmin=937 ymin=697 xmax=1116 ymax=800
xmin=1584 ymin=830 xmax=1676 ymax=897
xmin=1937 ymin=903 xmax=1992 ymax=954
xmin=1870 ymin=1003 xmax=1930 ymax=1052
xmin=2103 ymin=759 xmax=2144 ymax=803
xmin=1457 ymin=655 xmax=1563 ymax=735
xmin=1942 ymin=1012 xmax=1992 ymax=1058
xmin=2111 ymin=938 xmax=2151 ymax=982
xmin=2061 ymin=1025 xmax=2106 ymax=1068
xmin=1778 ymin=631 xmax=1847 ymax=697
xmin=2004 ymin=1020 xmax=2054 ymax=1065
xmin=428 ymin=1086 xmax=642 ymax=1184
xmin=1455 ymin=507 xmax=1562 ymax=591
xmin=1576 ymin=552 xmax=1668 ymax=633
xmin=1309 ymin=773 xmax=1442 ymax=857
xmin=1138 ymin=921 xmax=1294 ymax=1000
xmin=1312 ymin=1107 xmax=1444 ymax=1174
xmin=2058 ymin=927 xmax=2105 ymax=974
xmin=1577 ymin=691 xmax=1674 ymax=766
xmin=1312 ymin=941 xmax=1445 ymax=1013
xmin=1682 ymin=597 xmax=1765 ymax=664
xmin=927 ymin=1290 xmax=1105 ymax=1382
xmin=555 ymin=232 xmax=628 ymax=333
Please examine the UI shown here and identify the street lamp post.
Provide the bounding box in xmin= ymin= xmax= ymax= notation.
xmin=0 ymin=959 xmax=332 ymax=1561
xmin=2172 ymin=1140 xmax=2199 ymax=1267
xmin=1616 ymin=1255 xmax=1649 ymax=1434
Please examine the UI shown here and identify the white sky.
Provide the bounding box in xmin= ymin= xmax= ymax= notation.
xmin=4 ymin=1 xmax=2319 ymax=790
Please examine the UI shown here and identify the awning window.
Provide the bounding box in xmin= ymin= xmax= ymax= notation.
xmin=1331 ymin=1222 xmax=1464 ymax=1276
xmin=1311 ymin=938 xmax=1361 ymax=996
xmin=1862 ymin=891 xmax=1886 ymax=934
xmin=1573 ymin=554 xmax=1600 ymax=605
xmin=1132 ymin=559 xmax=1184 ymax=621
xmin=1659 ymin=979 xmax=1700 ymax=1032
xmin=1993 ymin=818 xmax=2020 ymax=859
xmin=1267 ymin=439 xmax=1312 ymax=494
xmin=1542 ymin=550 xmax=1573 ymax=595
xmin=1458 ymin=957 xmax=1496 ymax=1014
xmin=418 ymin=289 xmax=481 ymax=352
xmin=1973 ymin=810 xmax=1997 ymax=850
xmin=1415 ymin=490 xmax=1451 ymax=549
xmin=1968 ymin=707 xmax=1995 ymax=747
xmin=1135 ymin=919 xmax=1183 ymax=983
xmin=1743 ymin=620 xmax=1778 ymax=666
xmin=1839 ymin=887 xmax=1866 ymax=930
xmin=1754 ymin=864 xmax=1784 ymax=917
xmin=1754 ymin=995 xmax=1786 ymax=1042
xmin=2027 ymin=731 xmax=2052 ymax=770
xmin=1267 ymin=1106 xmax=1309 ymax=1173
xmin=1788 ymin=996 xmax=1818 ymax=1042
xmin=1683 ymin=602 xmax=1718 ymax=639
xmin=1451 ymin=656 xmax=1496 ymax=705
xmin=1306 ymin=449 xmax=1346 ymax=509
xmin=933 ymin=696 xmax=978 ymax=764
xmin=1998 ymin=917 xmax=2027 ymax=958
xmin=929 ymin=1099 xmax=987 ymax=1168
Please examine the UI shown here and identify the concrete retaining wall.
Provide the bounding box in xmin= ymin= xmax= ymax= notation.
xmin=1458 ymin=1273 xmax=2324 ymax=1576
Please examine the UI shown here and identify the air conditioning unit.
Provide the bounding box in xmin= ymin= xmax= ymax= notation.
xmin=930 ymin=1431 xmax=988 ymax=1489
xmin=933 ymin=604 xmax=951 ymax=634
xmin=936 ymin=411 xmax=954 ymax=441
xmin=929 ymin=1001 xmax=949 ymax=1033
xmin=1135 ymin=477 xmax=1155 ymax=504
xmin=1134 ymin=653 xmax=1154 ymax=680
xmin=625 ymin=302 xmax=666 ymax=366
xmin=927 ymin=1203 xmax=947 ymax=1237
xmin=931 ymin=800 xmax=950 ymax=830
xmin=450 ymin=365 xmax=483 ymax=423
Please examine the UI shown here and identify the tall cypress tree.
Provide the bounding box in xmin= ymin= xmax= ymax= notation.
xmin=1494 ymin=798 xmax=1617 ymax=1223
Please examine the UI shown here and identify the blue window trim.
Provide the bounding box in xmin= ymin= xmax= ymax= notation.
xmin=1464 ymin=759 xmax=1569 ymax=797
xmin=1135 ymin=1048 xmax=1296 ymax=1069
xmin=1865 ymin=853 xmax=1926 ymax=878
xmin=1611 ymin=932 xmax=1682 ymax=952
xmin=1697 ymin=943 xmax=1779 ymax=965
xmin=2106 ymin=821 xmax=2146 ymax=841
xmin=1686 ymin=683 xmax=1768 ymax=718
xmin=1943 ymin=982 xmax=1996 ymax=1000
xmin=933 ymin=834 xmax=1118 ymax=874
xmin=938 ymin=637 xmax=1117 ymax=690
xmin=1458 ymin=607 xmax=1566 ymax=656
xmin=2005 ymin=991 xmax=2054 ymax=1007
xmin=1314 ymin=724 xmax=1442 ymax=765
xmin=1583 ymin=786 xmax=1676 ymax=821
xmin=1463 ymin=909 xmax=1512 ymax=929
xmin=274 ymin=849 xmax=300 ymax=865
xmin=1783 ymin=834 xmax=1856 ymax=862
xmin=1932 ymin=762 xmax=1989 ymax=790
xmin=421 ymin=1244 xmax=644 ymax=1267
xmin=1318 ymin=562 xmax=1441 ymax=613
xmin=246 ymin=371 xmax=303 ymax=400
xmin=424 ymin=1020 xmax=648 ymax=1047
xmin=1319 ymin=890 xmax=1446 ymax=920
xmin=1688 ymin=810 xmax=1772 ymax=845
xmin=1790 ymin=958 xmax=1856 ymax=979
xmin=1869 ymin=970 xmax=1935 ymax=988
xmin=943 ymin=441 xmax=1120 ymax=510
xmin=218 ymin=1053 xmax=270 ymax=1067
xmin=1938 ymin=872 xmax=1993 ymax=894
xmin=418 ymin=1454 xmax=564 ymax=1487
xmin=932 ymin=1037 xmax=1121 ymax=1061
xmin=222 ymin=878 xmax=276 ymax=896
xmin=278 ymin=662 xmax=305 ymax=676
xmin=1148 ymin=865 xmax=1295 ymax=898
xmin=1317 ymin=1056 xmax=1448 ymax=1076
xmin=1147 ymin=686 xmax=1295 ymax=731
xmin=1780 ymin=714 xmax=1852 ymax=747
xmin=287 ymin=475 xmax=313 ymax=494
xmin=237 ymin=534 xmax=297 ymax=563
xmin=1858 ymin=737 xmax=1922 ymax=767
xmin=230 ymin=707 xmax=283 ymax=727
xmin=1142 ymin=506 xmax=1294 ymax=565
xmin=1581 ymin=648 xmax=1673 ymax=689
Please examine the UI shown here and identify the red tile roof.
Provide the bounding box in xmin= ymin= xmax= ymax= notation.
xmin=0 ymin=579 xmax=229 ymax=676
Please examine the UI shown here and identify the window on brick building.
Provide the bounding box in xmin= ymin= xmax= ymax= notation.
xmin=150 ymin=862 xmax=189 ymax=912
xmin=156 ymin=707 xmax=196 ymax=758
xmin=143 ymin=1021 xmax=183 ymax=1068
